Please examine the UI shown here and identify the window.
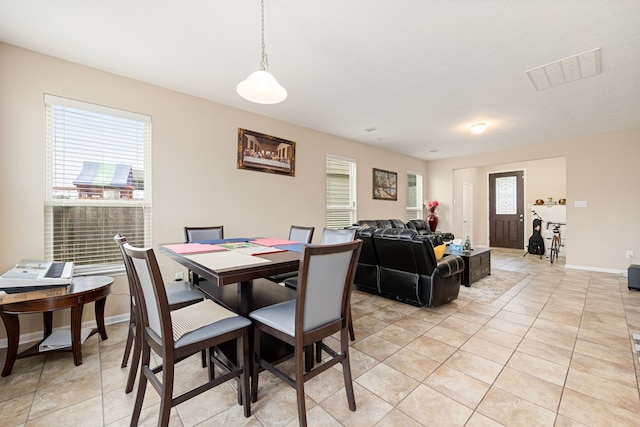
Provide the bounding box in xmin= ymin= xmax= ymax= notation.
xmin=45 ymin=95 xmax=151 ymax=274
xmin=326 ymin=156 xmax=356 ymax=229
xmin=406 ymin=171 xmax=423 ymax=221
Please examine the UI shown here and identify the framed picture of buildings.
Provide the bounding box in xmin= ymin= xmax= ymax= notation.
xmin=373 ymin=168 xmax=397 ymax=200
xmin=237 ymin=128 xmax=296 ymax=176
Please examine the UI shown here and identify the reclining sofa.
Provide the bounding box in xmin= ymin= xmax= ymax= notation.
xmin=350 ymin=227 xmax=464 ymax=307
xmin=357 ymin=219 xmax=454 ymax=242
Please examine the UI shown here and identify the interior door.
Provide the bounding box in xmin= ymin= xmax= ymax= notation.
xmin=462 ymin=182 xmax=473 ymax=242
xmin=489 ymin=171 xmax=524 ymax=248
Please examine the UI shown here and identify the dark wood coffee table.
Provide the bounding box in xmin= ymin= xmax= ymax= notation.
xmin=445 ymin=246 xmax=491 ymax=287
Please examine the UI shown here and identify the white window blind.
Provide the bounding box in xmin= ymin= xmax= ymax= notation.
xmin=406 ymin=172 xmax=423 ymax=221
xmin=326 ymin=156 xmax=356 ymax=229
xmin=44 ymin=94 xmax=151 ymax=274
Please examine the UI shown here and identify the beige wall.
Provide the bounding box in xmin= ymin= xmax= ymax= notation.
xmin=2 ymin=42 xmax=639 ymax=342
xmin=0 ymin=43 xmax=427 ymax=339
xmin=425 ymin=129 xmax=640 ymax=273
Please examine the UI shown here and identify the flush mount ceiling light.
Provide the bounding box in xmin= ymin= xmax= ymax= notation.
xmin=469 ymin=122 xmax=488 ymax=134
xmin=236 ymin=0 xmax=287 ymax=104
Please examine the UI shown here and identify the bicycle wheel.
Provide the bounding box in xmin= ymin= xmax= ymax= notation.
xmin=550 ymin=236 xmax=558 ymax=264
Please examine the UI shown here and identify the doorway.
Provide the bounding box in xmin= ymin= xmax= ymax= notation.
xmin=489 ymin=170 xmax=524 ymax=249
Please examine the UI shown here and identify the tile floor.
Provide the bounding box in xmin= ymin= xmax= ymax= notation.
xmin=1 ymin=248 xmax=640 ymax=426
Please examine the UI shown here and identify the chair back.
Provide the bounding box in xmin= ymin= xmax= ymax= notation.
xmin=296 ymin=240 xmax=361 ymax=333
xmin=123 ymin=243 xmax=172 ymax=345
xmin=289 ymin=225 xmax=315 ymax=244
xmin=114 ymin=234 xmax=138 ymax=306
xmin=184 ymin=226 xmax=224 ymax=242
xmin=321 ymin=228 xmax=356 ymax=244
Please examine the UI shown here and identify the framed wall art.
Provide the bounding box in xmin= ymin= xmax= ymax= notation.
xmin=237 ymin=128 xmax=296 ymax=176
xmin=373 ymin=168 xmax=397 ymax=200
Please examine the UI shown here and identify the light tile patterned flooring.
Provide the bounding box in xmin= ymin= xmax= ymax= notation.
xmin=2 ymin=248 xmax=640 ymax=426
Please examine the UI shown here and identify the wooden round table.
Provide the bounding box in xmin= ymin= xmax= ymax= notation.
xmin=0 ymin=275 xmax=113 ymax=376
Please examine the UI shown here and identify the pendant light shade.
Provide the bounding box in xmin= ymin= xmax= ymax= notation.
xmin=237 ymin=70 xmax=287 ymax=104
xmin=237 ymin=0 xmax=287 ymax=104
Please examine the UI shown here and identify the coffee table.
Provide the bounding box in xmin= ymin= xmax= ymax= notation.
xmin=445 ymin=246 xmax=491 ymax=287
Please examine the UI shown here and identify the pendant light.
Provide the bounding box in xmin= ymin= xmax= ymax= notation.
xmin=236 ymin=0 xmax=287 ymax=104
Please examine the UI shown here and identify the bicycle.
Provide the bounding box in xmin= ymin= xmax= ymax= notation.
xmin=546 ymin=222 xmax=565 ymax=264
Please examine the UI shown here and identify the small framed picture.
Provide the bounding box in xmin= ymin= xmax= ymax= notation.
xmin=237 ymin=128 xmax=296 ymax=176
xmin=373 ymin=168 xmax=397 ymax=200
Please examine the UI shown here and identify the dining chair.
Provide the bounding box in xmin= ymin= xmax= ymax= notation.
xmin=184 ymin=226 xmax=224 ymax=285
xmin=282 ymin=228 xmax=358 ymax=342
xmin=114 ymin=234 xmax=206 ymax=394
xmin=288 ymin=225 xmax=315 ymax=244
xmin=250 ymin=240 xmax=362 ymax=427
xmin=123 ymin=242 xmax=252 ymax=426
xmin=267 ymin=225 xmax=315 ymax=284
xmin=184 ymin=225 xmax=224 ymax=242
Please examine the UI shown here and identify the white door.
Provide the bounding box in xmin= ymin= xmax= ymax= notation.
xmin=463 ymin=182 xmax=473 ymax=243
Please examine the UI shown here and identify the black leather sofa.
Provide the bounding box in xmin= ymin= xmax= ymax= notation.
xmin=357 ymin=219 xmax=454 ymax=241
xmin=350 ymin=227 xmax=464 ymax=307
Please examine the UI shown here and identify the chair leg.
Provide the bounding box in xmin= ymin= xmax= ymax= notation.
xmin=158 ymin=355 xmax=175 ymax=427
xmin=348 ymin=308 xmax=355 ymax=341
xmin=201 ymin=349 xmax=207 ymax=368
xmin=251 ymin=329 xmax=261 ymax=403
xmin=207 ymin=347 xmax=215 ymax=381
xmin=239 ymin=329 xmax=251 ymax=417
xmin=121 ymin=320 xmax=135 ymax=368
xmin=340 ymin=328 xmax=356 ymax=412
xmin=125 ymin=319 xmax=143 ymax=393
xmin=130 ymin=342 xmax=150 ymax=427
xmin=294 ymin=344 xmax=308 ymax=427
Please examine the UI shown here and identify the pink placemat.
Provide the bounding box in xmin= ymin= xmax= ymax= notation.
xmin=249 ymin=238 xmax=298 ymax=247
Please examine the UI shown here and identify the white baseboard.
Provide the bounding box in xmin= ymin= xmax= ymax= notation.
xmin=564 ymin=264 xmax=627 ymax=275
xmin=0 ymin=313 xmax=130 ymax=349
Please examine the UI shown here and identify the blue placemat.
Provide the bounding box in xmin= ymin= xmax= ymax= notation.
xmin=274 ymin=243 xmax=305 ymax=253
xmin=194 ymin=237 xmax=250 ymax=245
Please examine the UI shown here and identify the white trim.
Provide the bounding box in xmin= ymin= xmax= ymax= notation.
xmin=0 ymin=313 xmax=129 ymax=349
xmin=44 ymin=94 xmax=151 ymax=123
xmin=564 ymin=264 xmax=626 ymax=275
xmin=326 ymin=153 xmax=356 ymax=163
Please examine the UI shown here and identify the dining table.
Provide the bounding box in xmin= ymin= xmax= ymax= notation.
xmin=159 ymin=238 xmax=304 ymax=366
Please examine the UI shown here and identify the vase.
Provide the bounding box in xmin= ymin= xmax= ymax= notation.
xmin=427 ymin=209 xmax=438 ymax=232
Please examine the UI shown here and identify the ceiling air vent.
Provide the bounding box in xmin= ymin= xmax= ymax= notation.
xmin=526 ymin=48 xmax=601 ymax=91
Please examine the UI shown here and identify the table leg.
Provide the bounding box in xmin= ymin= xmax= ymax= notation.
xmin=43 ymin=311 xmax=53 ymax=337
xmin=94 ymin=297 xmax=108 ymax=340
xmin=70 ymin=303 xmax=84 ymax=366
xmin=238 ymin=280 xmax=251 ymax=317
xmin=0 ymin=312 xmax=19 ymax=377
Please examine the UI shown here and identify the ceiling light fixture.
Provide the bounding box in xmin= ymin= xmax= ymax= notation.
xmin=236 ymin=0 xmax=287 ymax=104
xmin=469 ymin=122 xmax=488 ymax=134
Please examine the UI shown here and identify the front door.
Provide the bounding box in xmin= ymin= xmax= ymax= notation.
xmin=489 ymin=171 xmax=524 ymax=248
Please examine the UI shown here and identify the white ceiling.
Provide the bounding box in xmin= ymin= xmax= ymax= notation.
xmin=1 ymin=0 xmax=639 ymax=160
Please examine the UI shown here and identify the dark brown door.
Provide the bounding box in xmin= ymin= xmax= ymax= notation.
xmin=489 ymin=171 xmax=524 ymax=248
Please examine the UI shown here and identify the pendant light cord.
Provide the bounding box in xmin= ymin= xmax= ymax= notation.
xmin=260 ymin=0 xmax=269 ymax=71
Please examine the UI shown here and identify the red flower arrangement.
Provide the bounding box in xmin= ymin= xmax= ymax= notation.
xmin=427 ymin=200 xmax=439 ymax=212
